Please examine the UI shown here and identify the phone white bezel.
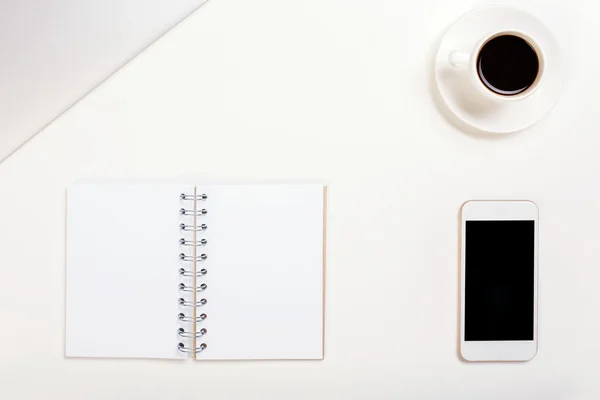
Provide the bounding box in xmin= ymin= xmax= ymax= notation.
xmin=460 ymin=200 xmax=539 ymax=362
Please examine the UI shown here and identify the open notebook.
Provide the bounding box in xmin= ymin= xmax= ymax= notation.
xmin=66 ymin=182 xmax=326 ymax=360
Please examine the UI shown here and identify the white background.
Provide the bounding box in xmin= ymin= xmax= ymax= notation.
xmin=0 ymin=0 xmax=597 ymax=398
xmin=0 ymin=0 xmax=206 ymax=160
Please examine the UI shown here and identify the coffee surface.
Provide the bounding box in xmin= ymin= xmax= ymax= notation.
xmin=477 ymin=35 xmax=539 ymax=96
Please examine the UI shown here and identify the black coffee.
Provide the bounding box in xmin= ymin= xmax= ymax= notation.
xmin=477 ymin=34 xmax=539 ymax=96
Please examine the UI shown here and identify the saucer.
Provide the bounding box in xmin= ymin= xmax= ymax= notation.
xmin=434 ymin=6 xmax=562 ymax=134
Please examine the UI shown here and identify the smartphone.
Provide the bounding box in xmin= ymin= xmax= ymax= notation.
xmin=460 ymin=200 xmax=539 ymax=362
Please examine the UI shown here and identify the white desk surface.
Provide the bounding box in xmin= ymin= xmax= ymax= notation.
xmin=0 ymin=0 xmax=597 ymax=398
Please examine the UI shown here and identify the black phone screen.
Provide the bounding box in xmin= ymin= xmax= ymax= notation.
xmin=465 ymin=220 xmax=535 ymax=341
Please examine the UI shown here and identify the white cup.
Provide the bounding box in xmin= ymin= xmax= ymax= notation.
xmin=448 ymin=31 xmax=545 ymax=102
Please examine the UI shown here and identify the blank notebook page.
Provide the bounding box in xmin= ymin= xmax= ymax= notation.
xmin=198 ymin=185 xmax=325 ymax=360
xmin=66 ymin=183 xmax=190 ymax=359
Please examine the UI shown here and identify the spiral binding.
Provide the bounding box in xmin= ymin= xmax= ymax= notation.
xmin=181 ymin=193 xmax=207 ymax=201
xmin=179 ymin=282 xmax=207 ymax=292
xmin=178 ymin=312 xmax=207 ymax=322
xmin=180 ymin=238 xmax=207 ymax=247
xmin=178 ymin=327 xmax=207 ymax=338
xmin=180 ymin=223 xmax=207 ymax=232
xmin=178 ymin=190 xmax=208 ymax=355
xmin=178 ymin=297 xmax=207 ymax=307
xmin=178 ymin=343 xmax=207 ymax=353
xmin=180 ymin=208 xmax=208 ymax=216
xmin=179 ymin=253 xmax=207 ymax=262
xmin=179 ymin=268 xmax=207 ymax=277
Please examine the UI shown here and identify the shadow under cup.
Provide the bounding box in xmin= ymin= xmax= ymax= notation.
xmin=476 ymin=34 xmax=540 ymax=97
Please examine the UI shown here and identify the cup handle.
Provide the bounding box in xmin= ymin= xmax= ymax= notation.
xmin=448 ymin=51 xmax=470 ymax=68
